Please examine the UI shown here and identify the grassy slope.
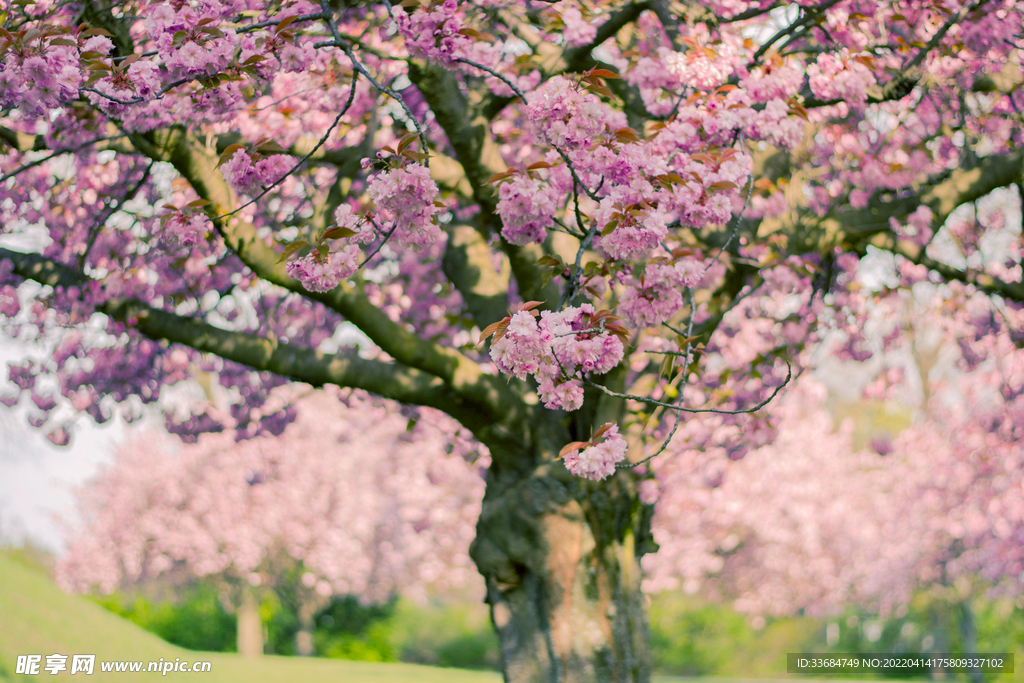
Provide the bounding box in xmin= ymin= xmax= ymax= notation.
xmin=0 ymin=554 xmax=500 ymax=683
xmin=0 ymin=553 xmax=916 ymax=683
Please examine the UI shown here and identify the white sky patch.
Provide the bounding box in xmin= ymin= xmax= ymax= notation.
xmin=0 ymin=336 xmax=133 ymax=555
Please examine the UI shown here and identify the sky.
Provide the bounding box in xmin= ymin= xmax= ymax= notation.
xmin=0 ymin=338 xmax=125 ymax=554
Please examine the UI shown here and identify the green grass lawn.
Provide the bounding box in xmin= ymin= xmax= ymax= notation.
xmin=0 ymin=553 xmax=502 ymax=682
xmin=0 ymin=552 xmax=933 ymax=683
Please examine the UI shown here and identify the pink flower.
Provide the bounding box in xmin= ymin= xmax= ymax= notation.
xmin=594 ymin=196 xmax=667 ymax=261
xmin=620 ymin=262 xmax=695 ymax=328
xmin=255 ymin=155 xmax=292 ymax=187
xmin=807 ymin=52 xmax=876 ymax=103
xmin=393 ymin=0 xmax=472 ymax=68
xmin=286 ymin=246 xmax=361 ymax=293
xmin=83 ymin=36 xmax=115 ymax=55
xmin=333 ymin=204 xmax=375 ymax=244
xmin=562 ymin=424 xmax=627 ymax=481
xmin=278 ymin=43 xmax=315 ymax=73
xmin=538 ymin=377 xmax=584 ymax=412
xmin=561 ymin=7 xmax=596 ymax=47
xmin=526 ymin=76 xmax=614 ymax=150
xmin=490 ymin=311 xmax=549 ymax=381
xmin=0 ymin=285 xmax=19 ymax=317
xmin=497 ymin=175 xmax=559 ymax=246
xmin=367 ymin=164 xmax=441 ymax=249
xmin=221 ymin=149 xmax=262 ymax=196
xmin=162 ymin=212 xmax=209 ymax=247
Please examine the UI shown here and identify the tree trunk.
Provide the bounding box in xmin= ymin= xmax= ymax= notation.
xmin=471 ymin=450 xmax=655 ymax=683
xmin=237 ymin=588 xmax=264 ymax=657
xmin=295 ymin=598 xmax=318 ymax=657
xmin=958 ymin=599 xmax=984 ymax=683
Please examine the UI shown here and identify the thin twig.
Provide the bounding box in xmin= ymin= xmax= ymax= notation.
xmin=81 ymin=76 xmax=194 ymax=106
xmin=618 ymin=288 xmax=699 ymax=469
xmin=706 ymin=167 xmax=754 ymax=271
xmin=235 ymin=11 xmax=326 ymax=34
xmin=455 ymin=57 xmax=529 ymax=104
xmin=0 ymin=135 xmax=128 ymax=184
xmin=357 ymin=218 xmax=398 ymax=268
xmin=597 ymin=359 xmax=792 ymax=416
xmin=558 ymin=178 xmax=599 ymax=309
xmin=318 ymin=0 xmax=429 ymax=166
xmin=211 ymin=72 xmax=359 ymax=221
xmin=79 ymin=162 xmax=153 ymax=269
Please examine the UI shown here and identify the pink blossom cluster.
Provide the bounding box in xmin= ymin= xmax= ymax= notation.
xmin=285 ymin=247 xmax=361 ymax=293
xmin=662 ymin=41 xmax=739 ymax=92
xmin=619 ymin=260 xmax=703 ymax=328
xmin=563 ymin=424 xmax=628 ymax=481
xmin=588 ymin=150 xmax=751 ymax=262
xmin=739 ymin=58 xmax=804 ymax=102
xmin=623 ymin=50 xmax=810 ymax=151
xmin=526 ymin=76 xmax=621 ymax=150
xmin=367 ymin=163 xmax=442 ymax=249
xmin=806 ymin=52 xmax=877 ymax=103
xmin=144 ymin=1 xmax=239 ymax=78
xmin=333 ymin=204 xmax=376 ymax=244
xmin=747 ymin=98 xmax=806 ymax=149
xmin=593 ymin=197 xmax=669 ymax=262
xmin=220 ymin=149 xmax=292 ymax=196
xmin=489 ymin=304 xmax=624 ymax=411
xmin=560 ymin=6 xmax=597 ymax=47
xmin=495 ymin=174 xmax=560 ymax=245
xmin=0 ymin=44 xmax=80 ymax=114
xmin=161 ymin=211 xmax=210 ymax=247
xmin=87 ymin=60 xmax=163 ymax=116
xmin=276 ymin=42 xmax=317 ymax=73
xmin=0 ymin=284 xmax=18 ymax=317
xmin=392 ymin=0 xmax=473 ymax=68
xmin=283 ymin=203 xmax=375 ymax=293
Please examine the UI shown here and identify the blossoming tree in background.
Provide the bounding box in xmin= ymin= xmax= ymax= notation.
xmin=57 ymin=390 xmax=486 ymax=656
xmin=0 ymin=0 xmax=1021 ymax=678
xmin=645 ymin=273 xmax=1024 ymax=651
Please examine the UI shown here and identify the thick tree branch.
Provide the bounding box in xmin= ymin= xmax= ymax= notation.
xmin=409 ymin=62 xmax=502 ymax=220
xmin=113 ymin=126 xmax=524 ymax=420
xmin=480 ymin=1 xmax=654 ymax=121
xmin=410 ymin=63 xmax=560 ymax=309
xmin=443 ymin=225 xmax=511 ymax=328
xmin=0 ymin=247 xmax=482 ymax=416
xmin=214 ymin=132 xmax=368 ymax=171
xmin=562 ymin=1 xmax=653 ymax=73
xmin=774 ymin=149 xmax=1024 ymax=253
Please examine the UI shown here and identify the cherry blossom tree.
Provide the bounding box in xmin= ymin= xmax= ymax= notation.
xmin=0 ymin=0 xmax=1022 ymax=678
xmin=56 ymin=389 xmax=486 ymax=656
xmin=643 ymin=269 xmax=1024 ymax=648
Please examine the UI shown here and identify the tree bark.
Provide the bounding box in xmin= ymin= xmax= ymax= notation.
xmin=958 ymin=599 xmax=984 ymax=683
xmin=471 ymin=439 xmax=655 ymax=683
xmin=295 ymin=597 xmax=318 ymax=657
xmin=237 ymin=588 xmax=264 ymax=658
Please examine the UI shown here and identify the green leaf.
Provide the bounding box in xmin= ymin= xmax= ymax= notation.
xmin=218 ymin=143 xmax=246 ymax=166
xmin=396 ymin=132 xmax=418 ymax=154
xmin=600 ymin=218 xmax=619 ymax=236
xmin=322 ymin=226 xmax=357 ymax=240
xmin=558 ymin=441 xmax=589 ymax=459
xmin=275 ymin=14 xmax=299 ymax=31
xmin=277 ymin=240 xmax=310 ymax=263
